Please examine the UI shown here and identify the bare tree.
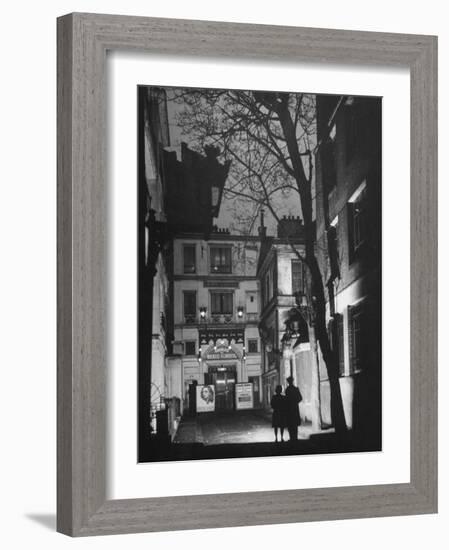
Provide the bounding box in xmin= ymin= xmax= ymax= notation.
xmin=174 ymin=88 xmax=347 ymax=434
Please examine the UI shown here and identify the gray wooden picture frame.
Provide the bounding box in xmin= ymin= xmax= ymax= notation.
xmin=57 ymin=12 xmax=438 ymax=537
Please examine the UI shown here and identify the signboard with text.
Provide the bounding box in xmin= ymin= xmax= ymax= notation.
xmin=235 ymin=383 xmax=254 ymax=410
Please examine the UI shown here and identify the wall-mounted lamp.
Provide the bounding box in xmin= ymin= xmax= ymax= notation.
xmin=199 ymin=307 xmax=207 ymax=320
xmin=198 ymin=349 xmax=202 ymax=363
xmin=237 ymin=306 xmax=244 ymax=318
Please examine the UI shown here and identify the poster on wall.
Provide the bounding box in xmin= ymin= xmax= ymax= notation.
xmin=236 ymin=383 xmax=253 ymax=410
xmin=196 ymin=385 xmax=215 ymax=413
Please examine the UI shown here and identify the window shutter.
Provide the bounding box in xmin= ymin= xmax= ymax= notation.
xmin=348 ymin=302 xmax=364 ymax=373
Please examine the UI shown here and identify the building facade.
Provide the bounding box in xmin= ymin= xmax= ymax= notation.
xmin=257 ymin=215 xmax=315 ymax=421
xmin=139 ymin=88 xmax=232 ymax=452
xmin=169 ymin=229 xmax=262 ymax=413
xmin=314 ymin=94 xmax=382 ymax=440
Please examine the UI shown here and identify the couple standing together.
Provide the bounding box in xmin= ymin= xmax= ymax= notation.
xmin=270 ymin=376 xmax=302 ymax=442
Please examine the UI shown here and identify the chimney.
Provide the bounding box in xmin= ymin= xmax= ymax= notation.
xmin=277 ymin=215 xmax=304 ymax=239
xmin=258 ymin=208 xmax=267 ymax=238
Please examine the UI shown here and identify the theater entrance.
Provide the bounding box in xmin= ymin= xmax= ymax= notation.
xmin=205 ymin=365 xmax=236 ymax=411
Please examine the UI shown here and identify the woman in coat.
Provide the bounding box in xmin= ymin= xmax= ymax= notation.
xmin=270 ymin=385 xmax=287 ymax=442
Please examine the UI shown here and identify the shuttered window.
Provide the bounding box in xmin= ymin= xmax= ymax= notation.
xmin=348 ymin=302 xmax=364 ymax=373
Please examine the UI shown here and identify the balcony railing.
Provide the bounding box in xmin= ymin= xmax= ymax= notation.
xmin=183 ymin=312 xmax=259 ymax=325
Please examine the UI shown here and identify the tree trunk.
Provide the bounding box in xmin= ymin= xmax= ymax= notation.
xmin=308 ymin=322 xmax=322 ymax=432
xmin=308 ymin=253 xmax=348 ymax=434
xmin=274 ymin=98 xmax=348 ymax=434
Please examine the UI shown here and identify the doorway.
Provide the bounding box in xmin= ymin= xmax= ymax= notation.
xmin=205 ymin=365 xmax=236 ymax=411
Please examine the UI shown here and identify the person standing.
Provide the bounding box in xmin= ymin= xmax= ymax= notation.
xmin=270 ymin=385 xmax=287 ymax=442
xmin=285 ymin=376 xmax=302 ymax=441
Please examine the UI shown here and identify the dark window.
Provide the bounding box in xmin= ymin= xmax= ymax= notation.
xmin=348 ymin=185 xmax=367 ymax=263
xmin=184 ymin=341 xmax=196 ymax=356
xmin=291 ymin=260 xmax=305 ymax=295
xmin=248 ymin=339 xmax=258 ymax=353
xmin=210 ymin=246 xmax=232 ymax=273
xmin=348 ymin=302 xmax=365 ymax=373
xmin=183 ymin=291 xmax=197 ymax=316
xmin=210 ymin=291 xmax=233 ymax=314
xmin=263 ymin=270 xmax=273 ymax=307
xmin=183 ymin=244 xmax=196 ymax=273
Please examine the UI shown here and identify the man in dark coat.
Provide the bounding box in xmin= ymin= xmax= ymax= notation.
xmin=285 ymin=376 xmax=302 ymax=441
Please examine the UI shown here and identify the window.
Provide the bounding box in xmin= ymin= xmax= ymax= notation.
xmin=210 ymin=246 xmax=232 ymax=273
xmin=291 ymin=260 xmax=305 ymax=295
xmin=183 ymin=244 xmax=196 ymax=273
xmin=248 ymin=339 xmax=258 ymax=353
xmin=348 ymin=182 xmax=367 ymax=262
xmin=348 ymin=302 xmax=365 ymax=373
xmin=263 ymin=269 xmax=274 ymax=307
xmin=183 ymin=291 xmax=197 ymax=316
xmin=184 ymin=341 xmax=196 ymax=356
xmin=210 ymin=291 xmax=233 ymax=315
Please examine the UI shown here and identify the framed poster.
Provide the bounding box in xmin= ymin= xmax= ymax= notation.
xmin=197 ymin=385 xmax=216 ymax=413
xmin=236 ymin=383 xmax=254 ymax=410
xmin=57 ymin=13 xmax=437 ymax=536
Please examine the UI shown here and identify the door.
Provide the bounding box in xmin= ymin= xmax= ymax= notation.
xmin=205 ymin=366 xmax=236 ymax=411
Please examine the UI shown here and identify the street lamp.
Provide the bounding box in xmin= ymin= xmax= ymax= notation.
xmin=295 ymin=291 xmax=316 ymax=324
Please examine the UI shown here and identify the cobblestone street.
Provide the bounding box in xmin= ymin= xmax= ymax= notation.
xmin=173 ymin=410 xmax=312 ymax=446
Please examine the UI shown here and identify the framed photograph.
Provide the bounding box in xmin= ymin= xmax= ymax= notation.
xmin=57 ymin=13 xmax=437 ymax=536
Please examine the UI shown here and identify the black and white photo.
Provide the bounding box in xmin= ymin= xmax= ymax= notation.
xmin=138 ymin=85 xmax=382 ymax=463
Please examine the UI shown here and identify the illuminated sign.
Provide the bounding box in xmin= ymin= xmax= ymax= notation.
xmin=206 ymin=351 xmax=238 ymax=361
